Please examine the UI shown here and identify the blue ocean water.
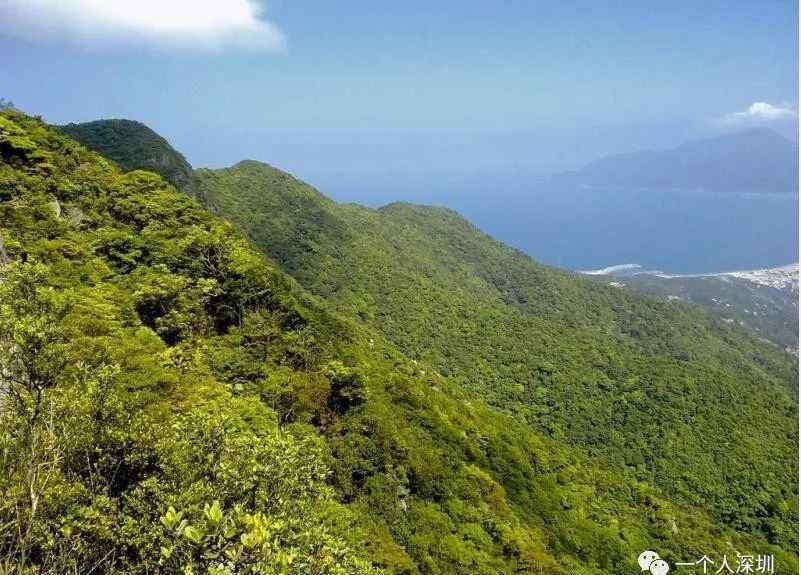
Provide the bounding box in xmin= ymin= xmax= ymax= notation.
xmin=453 ymin=185 xmax=799 ymax=274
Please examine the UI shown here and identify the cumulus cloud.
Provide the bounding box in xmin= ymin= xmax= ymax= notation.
xmin=0 ymin=0 xmax=285 ymax=52
xmin=721 ymin=101 xmax=797 ymax=125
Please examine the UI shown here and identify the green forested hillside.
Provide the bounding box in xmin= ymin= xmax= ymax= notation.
xmin=54 ymin=119 xmax=801 ymax=349
xmin=601 ymin=272 xmax=799 ymax=349
xmin=192 ymin=161 xmax=798 ymax=549
xmin=5 ymin=113 xmax=795 ymax=575
xmin=59 ymin=119 xmax=195 ymax=196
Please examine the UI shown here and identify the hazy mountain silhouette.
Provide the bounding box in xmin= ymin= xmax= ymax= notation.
xmin=555 ymin=128 xmax=798 ymax=193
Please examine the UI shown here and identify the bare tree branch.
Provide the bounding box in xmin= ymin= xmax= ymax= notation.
xmin=0 ymin=233 xmax=9 ymax=266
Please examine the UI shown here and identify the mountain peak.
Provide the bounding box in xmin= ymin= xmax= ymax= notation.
xmin=232 ymin=159 xmax=274 ymax=170
xmin=557 ymin=128 xmax=798 ymax=193
xmin=58 ymin=118 xmax=195 ymax=194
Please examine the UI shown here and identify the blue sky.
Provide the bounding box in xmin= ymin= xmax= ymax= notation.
xmin=1 ymin=0 xmax=797 ymax=199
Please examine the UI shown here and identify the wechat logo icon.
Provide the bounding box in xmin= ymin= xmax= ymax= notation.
xmin=639 ymin=550 xmax=670 ymax=575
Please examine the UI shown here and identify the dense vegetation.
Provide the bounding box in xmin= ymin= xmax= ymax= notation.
xmin=59 ymin=119 xmax=195 ymax=197
xmin=61 ymin=118 xmax=800 ymax=349
xmin=193 ymin=161 xmax=798 ymax=549
xmin=6 ymin=113 xmax=795 ymax=574
xmin=609 ymin=272 xmax=799 ymax=350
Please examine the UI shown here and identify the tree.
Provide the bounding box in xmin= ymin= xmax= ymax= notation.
xmin=0 ymin=262 xmax=69 ymax=570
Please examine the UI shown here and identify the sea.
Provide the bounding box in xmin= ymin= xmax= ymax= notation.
xmin=453 ymin=185 xmax=799 ymax=274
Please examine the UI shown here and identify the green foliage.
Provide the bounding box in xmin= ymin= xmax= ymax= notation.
xmin=193 ymin=159 xmax=798 ymax=554
xmin=133 ymin=271 xmax=218 ymax=343
xmin=0 ymin=111 xmax=376 ymax=574
xmin=0 ymin=109 xmax=796 ymax=575
xmin=59 ymin=119 xmax=195 ymax=195
xmin=159 ymin=501 xmax=378 ymax=575
xmin=610 ymin=272 xmax=799 ymax=349
xmin=325 ymin=361 xmax=367 ymax=414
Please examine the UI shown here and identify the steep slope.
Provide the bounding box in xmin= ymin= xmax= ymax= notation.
xmin=59 ymin=121 xmax=799 ymax=345
xmin=5 ymin=112 xmax=794 ymax=575
xmin=59 ymin=119 xmax=195 ymax=196
xmin=193 ymin=160 xmax=798 ymax=553
xmin=554 ymin=128 xmax=799 ymax=193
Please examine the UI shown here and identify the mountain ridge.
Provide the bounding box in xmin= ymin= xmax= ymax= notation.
xmin=50 ymin=118 xmax=800 ymax=348
xmin=190 ymin=156 xmax=798 ymax=535
xmin=4 ymin=108 xmax=668 ymax=575
xmin=58 ymin=118 xmax=196 ymax=196
xmin=37 ymin=116 xmax=799 ymax=570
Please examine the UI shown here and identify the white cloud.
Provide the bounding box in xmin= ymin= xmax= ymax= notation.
xmin=0 ymin=0 xmax=285 ymax=52
xmin=721 ymin=101 xmax=797 ymax=125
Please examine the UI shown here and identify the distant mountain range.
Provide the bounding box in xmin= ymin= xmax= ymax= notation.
xmin=555 ymin=128 xmax=798 ymax=193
